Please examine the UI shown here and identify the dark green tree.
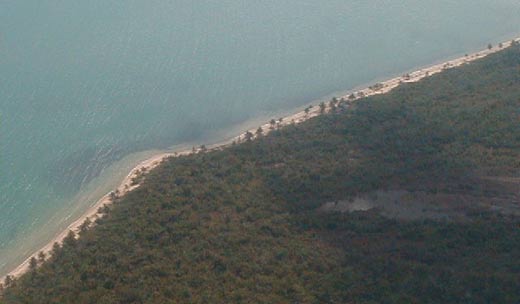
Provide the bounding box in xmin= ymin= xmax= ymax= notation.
xmin=28 ymin=257 xmax=38 ymax=272
xmin=37 ymin=251 xmax=46 ymax=264
xmin=319 ymin=102 xmax=326 ymax=114
xmin=244 ymin=131 xmax=254 ymax=141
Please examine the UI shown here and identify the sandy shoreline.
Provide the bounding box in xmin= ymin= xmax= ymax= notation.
xmin=3 ymin=37 xmax=519 ymax=282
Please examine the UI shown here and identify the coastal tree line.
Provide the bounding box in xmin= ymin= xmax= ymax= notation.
xmin=1 ymin=44 xmax=520 ymax=303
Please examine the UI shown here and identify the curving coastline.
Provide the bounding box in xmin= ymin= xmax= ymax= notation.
xmin=3 ymin=37 xmax=519 ymax=283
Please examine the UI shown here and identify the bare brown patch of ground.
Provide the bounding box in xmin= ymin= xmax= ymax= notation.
xmin=319 ymin=176 xmax=519 ymax=220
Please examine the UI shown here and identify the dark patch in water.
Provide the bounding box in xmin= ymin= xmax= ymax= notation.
xmin=46 ymin=145 xmax=129 ymax=195
xmin=44 ymin=122 xmax=212 ymax=196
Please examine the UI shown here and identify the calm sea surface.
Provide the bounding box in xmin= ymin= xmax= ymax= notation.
xmin=1 ymin=0 xmax=520 ymax=275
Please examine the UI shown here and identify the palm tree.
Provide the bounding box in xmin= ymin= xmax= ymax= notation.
xmin=80 ymin=218 xmax=92 ymax=233
xmin=269 ymin=119 xmax=276 ymax=129
xmin=38 ymin=251 xmax=46 ymax=263
xmin=63 ymin=231 xmax=77 ymax=248
xmin=256 ymin=127 xmax=263 ymax=136
xmin=51 ymin=242 xmax=61 ymax=258
xmin=109 ymin=191 xmax=117 ymax=201
xmin=29 ymin=257 xmax=38 ymax=271
xmin=244 ymin=131 xmax=254 ymax=141
xmin=4 ymin=275 xmax=12 ymax=288
xmin=329 ymin=100 xmax=337 ymax=112
xmin=319 ymin=102 xmax=326 ymax=114
xmin=488 ymin=43 xmax=493 ymax=50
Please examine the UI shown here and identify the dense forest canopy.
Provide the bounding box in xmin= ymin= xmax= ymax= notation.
xmin=1 ymin=45 xmax=519 ymax=303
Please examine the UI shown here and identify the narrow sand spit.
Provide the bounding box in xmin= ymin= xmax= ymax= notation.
xmin=3 ymin=38 xmax=519 ymax=282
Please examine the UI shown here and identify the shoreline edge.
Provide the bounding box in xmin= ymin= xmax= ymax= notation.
xmin=3 ymin=37 xmax=519 ymax=282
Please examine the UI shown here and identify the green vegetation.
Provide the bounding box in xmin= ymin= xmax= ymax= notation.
xmin=2 ymin=46 xmax=520 ymax=303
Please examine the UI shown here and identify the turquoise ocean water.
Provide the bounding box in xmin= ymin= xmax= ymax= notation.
xmin=1 ymin=1 xmax=520 ymax=275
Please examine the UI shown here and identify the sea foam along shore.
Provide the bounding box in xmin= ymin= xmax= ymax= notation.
xmin=3 ymin=37 xmax=519 ymax=283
